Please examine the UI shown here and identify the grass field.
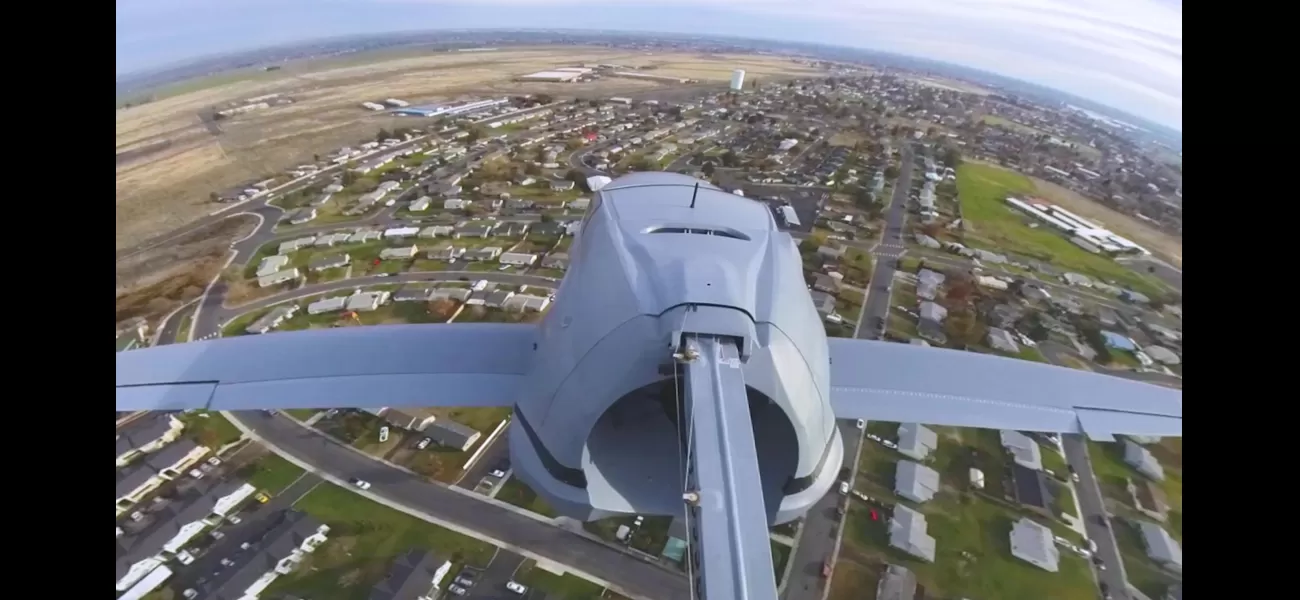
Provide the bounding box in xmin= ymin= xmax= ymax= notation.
xmin=268 ymin=482 xmax=496 ymax=600
xmin=955 ymin=163 xmax=1165 ymax=297
xmin=834 ymin=425 xmax=1095 ymax=600
xmin=514 ymin=560 xmax=607 ymax=599
xmin=495 ymin=478 xmax=558 ymax=518
xmin=179 ymin=411 xmax=244 ymax=448
xmin=240 ymin=453 xmax=306 ymax=494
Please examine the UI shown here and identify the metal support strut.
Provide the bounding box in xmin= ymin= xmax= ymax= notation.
xmin=681 ymin=335 xmax=779 ymax=600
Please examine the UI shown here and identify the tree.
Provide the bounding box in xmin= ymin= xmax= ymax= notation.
xmin=701 ymin=162 xmax=715 ymax=177
xmin=465 ymin=125 xmax=484 ymax=143
xmin=341 ymin=170 xmax=359 ymax=186
xmin=375 ymin=128 xmax=392 ymax=142
xmin=524 ymin=162 xmax=541 ymax=176
xmin=427 ymin=299 xmax=458 ymax=321
xmin=539 ymin=213 xmax=554 ymax=223
xmin=565 ymin=169 xmax=587 ymax=185
xmin=943 ymin=308 xmax=985 ymax=348
xmin=720 ymin=151 xmax=740 ymax=168
xmin=884 ymin=165 xmax=899 ymax=180
xmin=534 ymin=94 xmax=554 ymax=105
xmin=941 ymin=146 xmax=964 ymax=168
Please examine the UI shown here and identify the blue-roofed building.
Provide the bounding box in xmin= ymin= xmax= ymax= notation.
xmin=1101 ymin=330 xmax=1137 ymax=351
xmin=391 ymin=106 xmax=445 ymax=117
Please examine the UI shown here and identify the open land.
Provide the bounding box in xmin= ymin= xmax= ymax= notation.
xmin=115 ymin=47 xmax=824 ymax=251
xmin=955 ymin=162 xmax=1171 ymax=296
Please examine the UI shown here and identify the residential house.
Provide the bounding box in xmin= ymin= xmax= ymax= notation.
xmin=917 ymin=319 xmax=947 ymax=345
xmin=1062 ymin=272 xmax=1093 ymax=287
xmin=809 ymin=290 xmax=837 ymax=317
xmin=499 ymin=252 xmax=538 ymax=266
xmin=308 ymin=254 xmax=350 ymax=272
xmin=875 ymin=565 xmax=917 ymax=600
xmin=314 ymin=232 xmax=352 ymax=247
xmin=424 ymin=419 xmax=482 ymax=451
xmin=812 ymin=273 xmax=842 ymax=294
xmin=418 ymin=225 xmax=454 ymax=238
xmin=431 ymin=288 xmax=471 ymax=303
xmin=380 ymin=246 xmax=419 ymax=260
xmin=1000 ymin=430 xmax=1044 ymax=470
xmin=918 ymin=301 xmax=948 ymax=323
xmin=1010 ymin=464 xmax=1052 ymax=515
xmin=1123 ymin=439 xmax=1166 ymax=481
xmin=116 ymin=478 xmax=255 ymax=584
xmin=530 ymin=221 xmax=565 ymax=238
xmin=116 ymin=439 xmax=211 ymax=515
xmin=257 ymin=268 xmax=300 ymax=288
xmin=541 ymin=253 xmax=569 ymax=270
xmin=817 ymin=245 xmax=845 ymax=261
xmin=466 ymin=247 xmax=503 ymax=261
xmin=916 ymin=269 xmax=946 ymax=300
xmin=455 ymin=223 xmax=495 ymax=239
xmin=486 ymin=290 xmax=516 ymax=308
xmin=369 ymin=550 xmax=452 ymax=600
xmin=384 ymin=227 xmax=420 ymax=239
xmin=914 ymin=234 xmax=942 ymax=249
xmin=428 ymin=245 xmax=466 ymax=261
xmin=494 ymin=222 xmax=529 ymax=237
xmin=346 ymin=291 xmax=391 ymax=312
xmin=1144 ymin=345 xmax=1180 ymax=365
xmin=569 ymin=197 xmax=590 ymax=211
xmin=894 ymin=460 xmax=940 ymax=503
xmin=409 ymin=196 xmax=433 ymax=212
xmin=307 ymin=296 xmax=348 ymax=315
xmin=987 ymin=328 xmax=1021 ymax=353
xmin=1009 ymin=518 xmax=1060 ymax=572
xmin=1137 ymin=522 xmax=1183 ymax=574
xmin=246 ymin=305 xmax=300 ymax=335
xmin=197 ymin=511 xmax=330 ymax=600
xmin=115 ymin=413 xmax=185 ymax=467
xmin=278 ymin=237 xmax=316 ymax=254
xmin=503 ymin=294 xmax=551 ymax=312
xmin=887 ymin=505 xmax=936 ymax=562
xmin=348 ymin=231 xmax=382 ymax=244
xmin=289 ymin=208 xmax=317 ymax=225
xmin=444 ymin=198 xmax=470 ymax=211
xmin=364 ymin=407 xmax=434 ymax=432
xmin=394 ymin=285 xmax=434 ymax=302
xmin=256 ymin=255 xmax=289 ymax=278
xmin=896 ymin=423 xmax=938 ymax=461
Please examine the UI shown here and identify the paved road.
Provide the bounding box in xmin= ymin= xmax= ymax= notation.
xmin=1062 ymin=435 xmax=1129 ymax=600
xmin=780 ymin=420 xmax=862 ymax=600
xmin=458 ymin=431 xmax=513 ymax=492
xmin=235 ymin=412 xmax=691 ymax=600
xmin=855 ymin=145 xmax=915 ymax=340
xmin=200 ymin=271 xmax=559 ymax=337
xmin=156 ymin=302 xmax=198 ymax=346
xmin=465 ymin=549 xmax=528 ymax=599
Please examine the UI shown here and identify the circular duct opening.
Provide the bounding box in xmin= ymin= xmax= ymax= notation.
xmin=584 ymin=379 xmax=800 ymax=520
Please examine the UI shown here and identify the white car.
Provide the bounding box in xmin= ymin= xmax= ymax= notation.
xmin=839 ymin=481 xmax=850 ymax=495
xmin=379 ymin=426 xmax=390 ymax=443
xmin=350 ymin=478 xmax=372 ymax=490
xmin=855 ymin=419 xmax=865 ymax=430
xmin=416 ymin=437 xmax=432 ymax=450
xmin=506 ymin=581 xmax=528 ymax=594
xmin=448 ymin=584 xmax=467 ymax=596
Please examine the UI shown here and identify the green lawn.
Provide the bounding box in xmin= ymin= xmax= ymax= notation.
xmin=771 ymin=540 xmax=791 ymax=587
xmin=495 ymin=478 xmax=558 ymax=518
xmin=1039 ymin=442 xmax=1070 ymax=480
xmin=515 ymin=560 xmax=606 ymax=599
xmin=239 ymin=453 xmax=305 ymax=494
xmin=1111 ymin=518 xmax=1179 ymax=600
xmin=268 ymin=482 xmax=496 ymax=600
xmin=955 ymin=163 xmax=1163 ymax=297
xmin=835 ymin=426 xmax=1095 ymax=600
xmin=179 ymin=411 xmax=244 ymax=448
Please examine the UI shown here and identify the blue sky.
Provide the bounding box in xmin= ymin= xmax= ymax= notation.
xmin=116 ymin=0 xmax=1181 ymax=130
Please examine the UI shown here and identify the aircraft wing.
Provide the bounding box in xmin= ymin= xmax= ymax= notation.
xmin=826 ymin=338 xmax=1181 ymax=441
xmin=117 ymin=324 xmax=537 ymax=411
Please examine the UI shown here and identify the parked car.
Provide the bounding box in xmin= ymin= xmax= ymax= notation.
xmin=350 ymin=478 xmax=372 ymax=490
xmin=506 ymin=581 xmax=528 ymax=594
xmin=416 ymin=437 xmax=432 ymax=450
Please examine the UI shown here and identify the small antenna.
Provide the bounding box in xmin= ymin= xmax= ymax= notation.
xmin=690 ymin=182 xmax=699 ymax=208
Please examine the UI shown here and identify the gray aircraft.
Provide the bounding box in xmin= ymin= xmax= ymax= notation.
xmin=117 ymin=172 xmax=1181 ymax=600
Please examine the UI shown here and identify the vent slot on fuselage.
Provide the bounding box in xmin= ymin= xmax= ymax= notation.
xmin=645 ymin=226 xmax=750 ymax=241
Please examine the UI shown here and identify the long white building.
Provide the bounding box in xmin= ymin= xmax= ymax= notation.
xmin=730 ymin=69 xmax=746 ymax=91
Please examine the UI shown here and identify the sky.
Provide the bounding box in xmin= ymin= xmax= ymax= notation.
xmin=116 ymin=0 xmax=1182 ymax=130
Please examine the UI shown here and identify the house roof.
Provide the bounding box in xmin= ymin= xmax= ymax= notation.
xmin=369 ymin=550 xmax=447 ymax=600
xmin=1010 ymin=464 xmax=1050 ymax=509
xmin=1000 ymin=430 xmax=1043 ymax=471
xmin=426 ymin=419 xmax=480 ymax=448
xmin=201 ymin=510 xmax=328 ymax=600
xmin=1137 ymin=521 xmax=1183 ymax=568
xmin=116 ymin=413 xmax=179 ymax=458
xmin=894 ymin=460 xmax=940 ymax=503
xmin=887 ymin=505 xmax=936 ymax=562
xmin=896 ymin=423 xmax=938 ymax=460
xmin=1009 ymin=518 xmax=1060 ymax=572
xmin=116 ymin=478 xmax=250 ymax=580
xmin=1123 ymin=440 xmax=1165 ymax=481
xmin=875 ymin=564 xmax=917 ymax=600
xmin=918 ymin=301 xmax=947 ymax=322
